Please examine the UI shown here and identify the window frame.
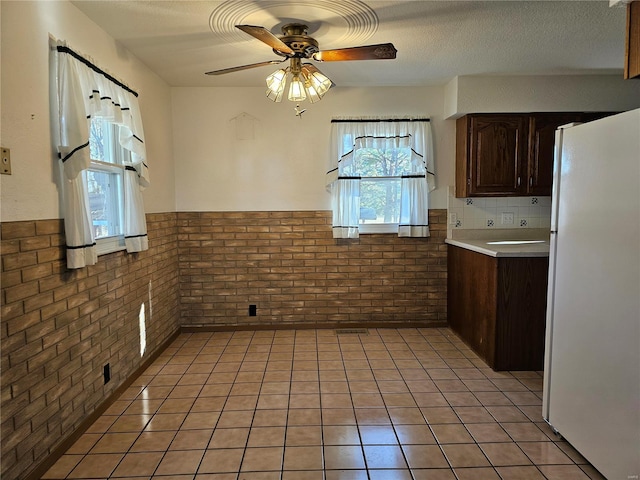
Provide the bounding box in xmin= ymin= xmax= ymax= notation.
xmin=88 ymin=119 xmax=127 ymax=255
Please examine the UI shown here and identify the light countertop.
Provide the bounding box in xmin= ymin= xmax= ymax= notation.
xmin=445 ymin=228 xmax=550 ymax=258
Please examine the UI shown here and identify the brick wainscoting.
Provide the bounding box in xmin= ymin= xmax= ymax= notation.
xmin=178 ymin=210 xmax=448 ymax=328
xmin=1 ymin=213 xmax=180 ymax=480
xmin=1 ymin=209 xmax=448 ymax=479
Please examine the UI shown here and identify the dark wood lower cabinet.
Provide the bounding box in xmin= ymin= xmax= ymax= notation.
xmin=447 ymin=245 xmax=549 ymax=371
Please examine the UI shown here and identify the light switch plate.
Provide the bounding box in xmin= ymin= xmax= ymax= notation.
xmin=1 ymin=148 xmax=11 ymax=175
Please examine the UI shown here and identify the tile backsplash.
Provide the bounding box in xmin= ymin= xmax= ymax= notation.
xmin=447 ymin=186 xmax=551 ymax=236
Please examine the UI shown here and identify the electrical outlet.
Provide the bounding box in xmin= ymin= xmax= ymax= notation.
xmin=1 ymin=148 xmax=11 ymax=175
xmin=501 ymin=212 xmax=515 ymax=225
xmin=449 ymin=212 xmax=458 ymax=224
xmin=249 ymin=305 xmax=257 ymax=316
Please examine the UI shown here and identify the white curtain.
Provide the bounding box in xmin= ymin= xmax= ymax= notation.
xmin=326 ymin=118 xmax=435 ymax=238
xmin=398 ymin=175 xmax=429 ymax=237
xmin=53 ymin=40 xmax=149 ymax=268
xmin=124 ymin=167 xmax=149 ymax=252
xmin=63 ymin=171 xmax=97 ymax=268
xmin=331 ymin=177 xmax=360 ymax=239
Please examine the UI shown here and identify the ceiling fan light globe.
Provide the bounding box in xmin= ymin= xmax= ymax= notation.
xmin=266 ymin=87 xmax=285 ymax=102
xmin=288 ymin=75 xmax=307 ymax=102
xmin=301 ymin=64 xmax=332 ymax=97
xmin=266 ymin=83 xmax=285 ymax=102
xmin=304 ymin=83 xmax=322 ymax=103
xmin=310 ymin=71 xmax=332 ymax=96
xmin=266 ymin=69 xmax=287 ymax=102
xmin=266 ymin=69 xmax=286 ymax=89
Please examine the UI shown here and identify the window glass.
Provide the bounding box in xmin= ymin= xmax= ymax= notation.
xmin=353 ymin=146 xmax=412 ymax=177
xmin=86 ymin=169 xmax=122 ymax=239
xmin=360 ymin=178 xmax=401 ymax=224
xmin=89 ymin=118 xmax=106 ymax=162
xmin=343 ymin=143 xmax=411 ymax=227
xmin=88 ymin=119 xmax=126 ymax=251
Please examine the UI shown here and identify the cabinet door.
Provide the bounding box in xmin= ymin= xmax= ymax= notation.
xmin=527 ymin=114 xmax=581 ymax=196
xmin=447 ymin=246 xmax=497 ymax=367
xmin=624 ymin=1 xmax=640 ymax=79
xmin=494 ymin=256 xmax=549 ymax=371
xmin=468 ymin=115 xmax=528 ymax=196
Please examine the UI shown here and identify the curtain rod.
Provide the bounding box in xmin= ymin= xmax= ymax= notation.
xmin=56 ymin=45 xmax=138 ymax=97
xmin=331 ymin=118 xmax=430 ymax=123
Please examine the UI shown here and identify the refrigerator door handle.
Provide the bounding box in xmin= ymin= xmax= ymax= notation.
xmin=543 ymin=230 xmax=558 ymax=420
xmin=550 ymin=129 xmax=564 ymax=233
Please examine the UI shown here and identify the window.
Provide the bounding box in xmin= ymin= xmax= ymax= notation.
xmin=53 ymin=41 xmax=149 ymax=269
xmin=327 ymin=119 xmax=435 ymax=239
xmin=87 ymin=119 xmax=127 ymax=254
xmin=342 ymin=142 xmax=413 ymax=233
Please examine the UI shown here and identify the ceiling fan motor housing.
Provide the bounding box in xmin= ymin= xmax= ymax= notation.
xmin=275 ymin=23 xmax=320 ymax=59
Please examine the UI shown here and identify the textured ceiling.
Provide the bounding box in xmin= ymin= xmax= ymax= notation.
xmin=70 ymin=0 xmax=628 ymax=88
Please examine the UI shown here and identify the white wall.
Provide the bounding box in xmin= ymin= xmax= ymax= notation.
xmin=172 ymin=86 xmax=454 ymax=211
xmin=0 ymin=0 xmax=175 ymax=222
xmin=445 ymin=75 xmax=640 ymax=118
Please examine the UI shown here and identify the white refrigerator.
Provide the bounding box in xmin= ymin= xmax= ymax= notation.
xmin=543 ymin=108 xmax=640 ymax=480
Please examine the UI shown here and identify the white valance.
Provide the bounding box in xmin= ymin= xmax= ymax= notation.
xmin=327 ymin=118 xmax=434 ymax=190
xmin=55 ymin=41 xmax=148 ymax=184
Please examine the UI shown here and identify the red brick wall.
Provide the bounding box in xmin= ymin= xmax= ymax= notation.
xmin=1 ymin=213 xmax=180 ymax=480
xmin=178 ymin=210 xmax=448 ymax=327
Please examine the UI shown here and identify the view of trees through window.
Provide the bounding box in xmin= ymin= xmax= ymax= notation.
xmin=88 ymin=119 xmax=123 ymax=239
xmin=348 ymin=146 xmax=412 ymax=224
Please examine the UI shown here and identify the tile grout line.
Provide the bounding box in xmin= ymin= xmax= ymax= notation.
xmin=422 ymin=327 xmax=497 ymax=475
xmin=377 ymin=329 xmax=416 ymax=477
xmin=346 ymin=331 xmax=372 ymax=479
xmin=225 ymin=330 xmax=260 ymax=478
xmin=159 ymin=330 xmax=219 ymax=478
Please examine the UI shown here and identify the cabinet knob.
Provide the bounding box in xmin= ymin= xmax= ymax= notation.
xmin=530 ymin=176 xmax=534 ymax=187
xmin=517 ymin=176 xmax=521 ymax=187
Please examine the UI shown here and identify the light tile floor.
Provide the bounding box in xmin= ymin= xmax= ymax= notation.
xmin=43 ymin=328 xmax=606 ymax=480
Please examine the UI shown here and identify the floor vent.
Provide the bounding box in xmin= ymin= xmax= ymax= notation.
xmin=335 ymin=328 xmax=369 ymax=335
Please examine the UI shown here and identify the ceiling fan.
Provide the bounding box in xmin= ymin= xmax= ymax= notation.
xmin=205 ymin=23 xmax=397 ymax=103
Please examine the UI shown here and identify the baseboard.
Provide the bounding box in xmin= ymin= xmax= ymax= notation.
xmin=180 ymin=321 xmax=448 ymax=333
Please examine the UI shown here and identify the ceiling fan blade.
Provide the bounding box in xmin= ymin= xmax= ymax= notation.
xmin=236 ymin=25 xmax=294 ymax=55
xmin=313 ymin=43 xmax=397 ymax=62
xmin=205 ymin=59 xmax=286 ymax=76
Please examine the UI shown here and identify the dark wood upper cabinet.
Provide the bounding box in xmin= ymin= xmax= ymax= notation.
xmin=456 ymin=114 xmax=528 ymax=197
xmin=625 ymin=1 xmax=640 ymax=79
xmin=473 ymin=115 xmax=528 ymax=196
xmin=527 ymin=114 xmax=580 ymax=196
xmin=456 ymin=112 xmax=616 ymax=198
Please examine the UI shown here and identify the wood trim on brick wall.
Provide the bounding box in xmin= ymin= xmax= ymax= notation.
xmin=181 ymin=321 xmax=447 ymax=333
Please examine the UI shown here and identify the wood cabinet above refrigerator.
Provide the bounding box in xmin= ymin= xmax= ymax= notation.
xmin=455 ymin=112 xmax=613 ymax=198
xmin=624 ymin=1 xmax=640 ymax=79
